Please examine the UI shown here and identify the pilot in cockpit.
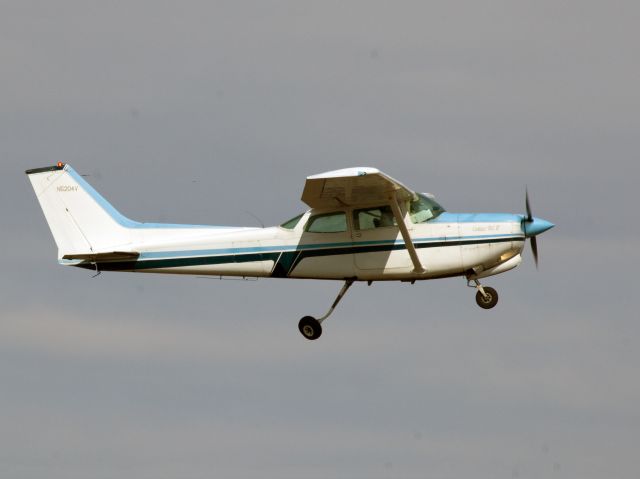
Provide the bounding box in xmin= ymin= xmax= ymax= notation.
xmin=373 ymin=207 xmax=396 ymax=228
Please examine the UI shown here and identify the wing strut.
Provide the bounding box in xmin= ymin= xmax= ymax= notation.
xmin=389 ymin=194 xmax=425 ymax=274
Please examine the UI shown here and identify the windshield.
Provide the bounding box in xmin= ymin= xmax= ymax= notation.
xmin=409 ymin=193 xmax=445 ymax=223
xmin=280 ymin=213 xmax=304 ymax=230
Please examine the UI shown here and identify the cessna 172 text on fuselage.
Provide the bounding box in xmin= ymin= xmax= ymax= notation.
xmin=26 ymin=164 xmax=554 ymax=340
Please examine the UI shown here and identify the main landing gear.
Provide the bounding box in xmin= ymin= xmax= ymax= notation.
xmin=298 ymin=279 xmax=354 ymax=340
xmin=469 ymin=279 xmax=499 ymax=309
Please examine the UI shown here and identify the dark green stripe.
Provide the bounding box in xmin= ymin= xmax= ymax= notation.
xmin=80 ymin=236 xmax=522 ymax=274
xmin=286 ymin=236 xmax=522 ymax=272
xmin=81 ymin=252 xmax=280 ymax=272
xmin=271 ymin=251 xmax=302 ymax=278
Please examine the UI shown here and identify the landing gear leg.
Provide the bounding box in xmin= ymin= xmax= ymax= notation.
xmin=298 ymin=279 xmax=355 ymax=340
xmin=469 ymin=279 xmax=499 ymax=309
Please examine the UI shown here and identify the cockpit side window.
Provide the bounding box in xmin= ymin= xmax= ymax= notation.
xmin=409 ymin=193 xmax=445 ymax=223
xmin=353 ymin=205 xmax=397 ymax=230
xmin=305 ymin=212 xmax=347 ymax=233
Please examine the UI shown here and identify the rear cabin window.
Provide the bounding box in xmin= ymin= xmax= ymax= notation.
xmin=353 ymin=206 xmax=397 ymax=230
xmin=305 ymin=212 xmax=347 ymax=233
xmin=280 ymin=213 xmax=304 ymax=230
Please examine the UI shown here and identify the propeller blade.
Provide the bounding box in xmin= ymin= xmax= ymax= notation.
xmin=530 ymin=235 xmax=539 ymax=269
xmin=525 ymin=187 xmax=532 ymax=221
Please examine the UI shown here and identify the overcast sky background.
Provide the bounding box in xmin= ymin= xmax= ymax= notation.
xmin=1 ymin=1 xmax=638 ymax=478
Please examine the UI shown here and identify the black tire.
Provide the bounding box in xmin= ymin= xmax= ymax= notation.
xmin=298 ymin=316 xmax=322 ymax=340
xmin=475 ymin=286 xmax=499 ymax=309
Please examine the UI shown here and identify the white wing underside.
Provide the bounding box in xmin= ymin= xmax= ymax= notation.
xmin=301 ymin=167 xmax=418 ymax=209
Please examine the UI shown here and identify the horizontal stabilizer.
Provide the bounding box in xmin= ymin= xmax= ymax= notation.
xmin=62 ymin=252 xmax=140 ymax=263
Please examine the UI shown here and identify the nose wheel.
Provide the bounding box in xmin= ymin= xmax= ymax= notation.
xmin=298 ymin=279 xmax=354 ymax=340
xmin=469 ymin=279 xmax=499 ymax=309
xmin=475 ymin=286 xmax=498 ymax=309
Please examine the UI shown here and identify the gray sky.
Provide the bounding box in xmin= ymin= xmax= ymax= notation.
xmin=1 ymin=1 xmax=638 ymax=478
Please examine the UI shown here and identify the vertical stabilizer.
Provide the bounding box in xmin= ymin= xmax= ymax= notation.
xmin=26 ymin=164 xmax=136 ymax=258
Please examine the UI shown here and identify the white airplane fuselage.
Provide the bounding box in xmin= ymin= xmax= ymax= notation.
xmin=74 ymin=209 xmax=526 ymax=282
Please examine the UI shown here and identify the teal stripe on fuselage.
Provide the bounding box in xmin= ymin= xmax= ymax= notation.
xmin=66 ymin=166 xmax=241 ymax=230
xmin=432 ymin=212 xmax=522 ymax=223
xmin=139 ymin=232 xmax=521 ymax=260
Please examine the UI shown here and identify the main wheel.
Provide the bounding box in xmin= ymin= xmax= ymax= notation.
xmin=475 ymin=286 xmax=498 ymax=309
xmin=298 ymin=316 xmax=322 ymax=340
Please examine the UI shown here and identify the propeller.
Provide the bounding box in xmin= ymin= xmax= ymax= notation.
xmin=524 ymin=188 xmax=539 ymax=268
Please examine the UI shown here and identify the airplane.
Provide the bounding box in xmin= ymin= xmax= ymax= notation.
xmin=26 ymin=163 xmax=554 ymax=340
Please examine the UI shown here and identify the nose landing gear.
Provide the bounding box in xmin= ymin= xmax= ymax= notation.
xmin=469 ymin=279 xmax=499 ymax=309
xmin=298 ymin=279 xmax=354 ymax=340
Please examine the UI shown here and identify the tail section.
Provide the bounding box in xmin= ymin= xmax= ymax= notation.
xmin=26 ymin=164 xmax=136 ymax=258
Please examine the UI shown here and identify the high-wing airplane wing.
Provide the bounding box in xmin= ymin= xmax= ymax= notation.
xmin=301 ymin=167 xmax=417 ymax=209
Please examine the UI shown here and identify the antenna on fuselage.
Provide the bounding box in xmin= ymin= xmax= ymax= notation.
xmin=243 ymin=210 xmax=265 ymax=228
